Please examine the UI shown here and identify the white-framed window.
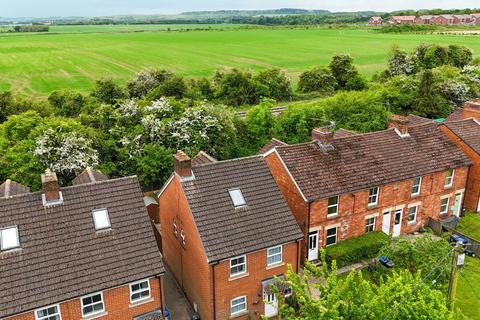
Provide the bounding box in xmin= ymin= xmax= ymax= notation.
xmin=0 ymin=226 xmax=20 ymax=251
xmin=408 ymin=205 xmax=418 ymax=223
xmin=440 ymin=197 xmax=450 ymax=215
xmin=81 ymin=292 xmax=104 ymax=317
xmin=368 ymin=187 xmax=379 ymax=206
xmin=229 ymin=188 xmax=246 ymax=207
xmin=267 ymin=245 xmax=282 ymax=266
xmin=326 ymin=227 xmax=337 ymax=246
xmin=92 ymin=209 xmax=111 ymax=230
xmin=230 ymin=296 xmax=247 ymax=316
xmin=365 ymin=217 xmax=375 ymax=233
xmin=180 ymin=230 xmax=186 ymax=246
xmin=327 ymin=196 xmax=339 ymax=216
xmin=35 ymin=304 xmax=61 ymax=320
xmin=445 ymin=169 xmax=455 ymax=188
xmin=173 ymin=218 xmax=178 ymax=237
xmin=130 ymin=279 xmax=151 ymax=303
xmin=411 ymin=177 xmax=422 ymax=196
xmin=230 ymin=255 xmax=247 ymax=277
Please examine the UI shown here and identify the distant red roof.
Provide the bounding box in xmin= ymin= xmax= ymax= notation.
xmin=391 ymin=15 xmax=416 ymax=21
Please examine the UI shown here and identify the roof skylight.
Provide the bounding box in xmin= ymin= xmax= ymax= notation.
xmin=92 ymin=209 xmax=111 ymax=230
xmin=0 ymin=226 xmax=20 ymax=251
xmin=229 ymin=188 xmax=246 ymax=207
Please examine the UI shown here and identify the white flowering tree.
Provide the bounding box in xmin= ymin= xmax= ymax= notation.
xmin=387 ymin=49 xmax=418 ymax=76
xmin=34 ymin=128 xmax=99 ymax=178
xmin=437 ymin=80 xmax=470 ymax=108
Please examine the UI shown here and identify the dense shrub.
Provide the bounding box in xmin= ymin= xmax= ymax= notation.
xmin=48 ymin=90 xmax=86 ymax=117
xmin=298 ymin=67 xmax=337 ymax=93
xmin=127 ymin=69 xmax=174 ymax=98
xmin=325 ymin=231 xmax=390 ymax=268
xmin=329 ymin=54 xmax=363 ymax=90
xmin=448 ymin=44 xmax=473 ymax=68
xmin=91 ymin=78 xmax=126 ymax=104
xmin=147 ymin=75 xmax=189 ymax=100
xmin=214 ymin=69 xmax=261 ymax=106
xmin=387 ymin=48 xmax=418 ymax=76
xmin=254 ymin=68 xmax=293 ymax=101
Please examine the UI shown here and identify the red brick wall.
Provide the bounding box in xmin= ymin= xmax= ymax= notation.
xmin=441 ymin=126 xmax=480 ymax=212
xmin=213 ymin=242 xmax=299 ymax=320
xmin=7 ymin=277 xmax=164 ymax=320
xmin=159 ymin=175 xmax=214 ymax=319
xmin=264 ymin=151 xmax=309 ymax=260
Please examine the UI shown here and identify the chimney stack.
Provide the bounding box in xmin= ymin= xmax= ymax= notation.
xmin=463 ymin=100 xmax=480 ymax=121
xmin=388 ymin=115 xmax=410 ymax=136
xmin=174 ymin=151 xmax=193 ymax=180
xmin=41 ymin=169 xmax=61 ymax=204
xmin=311 ymin=127 xmax=334 ymax=146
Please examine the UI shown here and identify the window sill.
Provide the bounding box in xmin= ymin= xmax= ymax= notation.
xmin=411 ymin=193 xmax=420 ymax=198
xmin=129 ymin=297 xmax=153 ymax=308
xmin=229 ymin=272 xmax=249 ymax=281
xmin=327 ymin=214 xmax=339 ymax=220
xmin=408 ymin=221 xmax=416 ymax=225
xmin=82 ymin=311 xmax=108 ymax=320
xmin=368 ymin=204 xmax=378 ymax=210
xmin=230 ymin=311 xmax=249 ymax=319
xmin=266 ymin=262 xmax=285 ymax=270
xmin=444 ymin=185 xmax=453 ymax=190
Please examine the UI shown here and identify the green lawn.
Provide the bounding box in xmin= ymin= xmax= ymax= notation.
xmin=457 ymin=212 xmax=480 ymax=240
xmin=455 ymin=257 xmax=480 ymax=320
xmin=1 ymin=27 xmax=480 ymax=97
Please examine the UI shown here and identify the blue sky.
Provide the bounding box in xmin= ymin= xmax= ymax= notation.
xmin=1 ymin=0 xmax=478 ymax=18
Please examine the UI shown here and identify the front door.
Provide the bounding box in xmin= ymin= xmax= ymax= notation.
xmin=307 ymin=231 xmax=319 ymax=261
xmin=393 ymin=208 xmax=403 ymax=237
xmin=453 ymin=192 xmax=463 ymax=217
xmin=264 ymin=291 xmax=278 ymax=318
xmin=382 ymin=211 xmax=391 ymax=235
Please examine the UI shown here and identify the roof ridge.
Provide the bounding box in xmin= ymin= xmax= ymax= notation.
xmin=192 ymin=154 xmax=263 ymax=168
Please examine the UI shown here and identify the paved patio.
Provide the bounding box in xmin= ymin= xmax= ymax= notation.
xmin=164 ymin=266 xmax=193 ymax=320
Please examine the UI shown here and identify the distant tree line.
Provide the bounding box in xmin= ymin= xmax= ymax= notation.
xmin=9 ymin=24 xmax=49 ymax=33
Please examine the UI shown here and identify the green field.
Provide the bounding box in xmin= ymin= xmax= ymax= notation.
xmin=1 ymin=26 xmax=480 ymax=98
xmin=456 ymin=257 xmax=480 ymax=320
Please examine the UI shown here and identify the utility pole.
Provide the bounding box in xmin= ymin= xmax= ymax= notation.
xmin=447 ymin=241 xmax=463 ymax=301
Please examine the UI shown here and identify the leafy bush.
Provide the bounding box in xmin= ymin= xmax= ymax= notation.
xmin=254 ymin=68 xmax=293 ymax=101
xmin=325 ymin=231 xmax=390 ymax=268
xmin=48 ymin=90 xmax=86 ymax=117
xmin=298 ymin=67 xmax=337 ymax=93
xmin=91 ymin=78 xmax=126 ymax=104
xmin=329 ymin=54 xmax=361 ymax=90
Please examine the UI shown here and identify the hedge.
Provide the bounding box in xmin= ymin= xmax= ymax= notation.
xmin=325 ymin=231 xmax=390 ymax=268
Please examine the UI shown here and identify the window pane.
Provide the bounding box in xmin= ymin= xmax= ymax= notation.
xmin=1 ymin=226 xmax=19 ymax=250
xmin=408 ymin=207 xmax=417 ymax=221
xmin=229 ymin=189 xmax=246 ymax=207
xmin=328 ymin=196 xmax=338 ymax=206
xmin=327 ymin=228 xmax=336 ymax=236
xmin=93 ymin=209 xmax=111 ymax=230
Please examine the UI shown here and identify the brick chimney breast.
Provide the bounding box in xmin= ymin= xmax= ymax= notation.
xmin=312 ymin=127 xmax=334 ymax=145
xmin=388 ymin=115 xmax=410 ymax=137
xmin=41 ymin=169 xmax=62 ymax=204
xmin=463 ymin=99 xmax=480 ymax=121
xmin=174 ymin=150 xmax=194 ymax=180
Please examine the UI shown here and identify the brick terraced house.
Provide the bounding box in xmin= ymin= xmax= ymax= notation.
xmin=263 ymin=118 xmax=471 ymax=262
xmin=440 ymin=100 xmax=480 ymax=212
xmin=0 ymin=169 xmax=166 ymax=320
xmin=158 ymin=152 xmax=303 ymax=319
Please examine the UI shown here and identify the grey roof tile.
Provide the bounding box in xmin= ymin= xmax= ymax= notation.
xmin=445 ymin=119 xmax=480 ymax=154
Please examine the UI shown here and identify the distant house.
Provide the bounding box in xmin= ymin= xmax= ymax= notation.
xmin=368 ymin=16 xmax=383 ymax=26
xmin=453 ymin=14 xmax=474 ymax=25
xmin=0 ymin=169 xmax=166 ymax=320
xmin=415 ymin=15 xmax=434 ymax=24
xmin=389 ymin=15 xmax=416 ymax=24
xmin=472 ymin=13 xmax=480 ymax=25
xmin=433 ymin=14 xmax=455 ymax=25
xmin=159 ymin=151 xmax=303 ymax=319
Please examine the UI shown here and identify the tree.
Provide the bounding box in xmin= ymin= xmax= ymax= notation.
xmin=329 ymin=54 xmax=364 ymax=90
xmin=147 ymin=75 xmax=189 ymax=100
xmin=387 ymin=48 xmax=418 ymax=76
xmin=91 ymin=78 xmax=126 ymax=104
xmin=127 ymin=69 xmax=173 ymax=98
xmin=298 ymin=67 xmax=337 ymax=93
xmin=448 ymin=45 xmax=473 ymax=69
xmin=272 ymin=250 xmax=464 ymax=320
xmin=48 ymin=90 xmax=86 ymax=117
xmin=413 ymin=69 xmax=450 ymax=118
xmin=214 ymin=69 xmax=261 ymax=106
xmin=420 ymin=45 xmax=450 ymax=69
xmin=0 ymin=91 xmax=13 ymax=123
xmin=242 ymin=99 xmax=276 ymax=152
xmin=254 ymin=68 xmax=293 ymax=101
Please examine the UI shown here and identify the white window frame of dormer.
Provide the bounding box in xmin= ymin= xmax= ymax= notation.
xmin=327 ymin=196 xmax=339 ymax=217
xmin=368 ymin=187 xmax=380 ymax=206
xmin=440 ymin=197 xmax=450 ymax=215
xmin=0 ymin=225 xmax=20 ymax=251
xmin=411 ymin=177 xmax=422 ymax=196
xmin=230 ymin=255 xmax=247 ymax=277
xmin=92 ymin=209 xmax=111 ymax=231
xmin=129 ymin=278 xmax=151 ymax=303
xmin=35 ymin=303 xmax=62 ymax=320
xmin=80 ymin=291 xmax=105 ymax=318
xmin=445 ymin=169 xmax=455 ymax=188
xmin=408 ymin=205 xmax=418 ymax=224
xmin=266 ymin=245 xmax=283 ymax=267
xmin=229 ymin=188 xmax=246 ymax=207
xmin=230 ymin=295 xmax=247 ymax=316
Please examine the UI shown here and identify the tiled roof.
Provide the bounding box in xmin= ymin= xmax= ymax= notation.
xmin=0 ymin=177 xmax=164 ymax=318
xmin=72 ymin=168 xmax=108 ymax=185
xmin=444 ymin=119 xmax=480 ymax=154
xmin=181 ymin=156 xmax=303 ymax=262
xmin=446 ymin=108 xmax=465 ymax=122
xmin=258 ymin=138 xmax=288 ymax=155
xmin=274 ymin=123 xmax=472 ymax=201
xmin=406 ymin=114 xmax=435 ymax=126
xmin=334 ymin=128 xmax=358 ymax=139
xmin=0 ymin=180 xmax=30 ymax=198
xmin=191 ymin=151 xmax=217 ymax=166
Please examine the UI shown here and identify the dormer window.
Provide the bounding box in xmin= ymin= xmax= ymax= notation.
xmin=0 ymin=226 xmax=20 ymax=251
xmin=92 ymin=209 xmax=111 ymax=230
xmin=229 ymin=188 xmax=246 ymax=207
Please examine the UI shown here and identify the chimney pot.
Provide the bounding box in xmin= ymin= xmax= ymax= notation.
xmin=311 ymin=127 xmax=334 ymax=145
xmin=41 ymin=169 xmax=61 ymax=203
xmin=463 ymin=100 xmax=480 ymax=121
xmin=388 ymin=115 xmax=410 ymax=136
xmin=174 ymin=151 xmax=193 ymax=179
